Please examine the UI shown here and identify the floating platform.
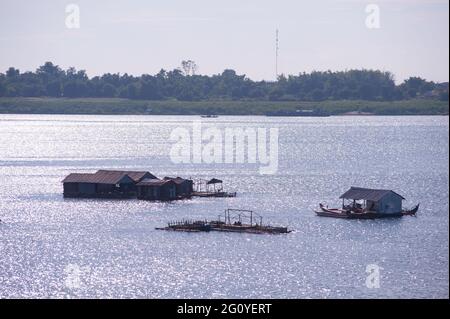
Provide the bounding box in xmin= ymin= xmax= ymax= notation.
xmin=156 ymin=209 xmax=291 ymax=235
xmin=192 ymin=191 xmax=236 ymax=198
xmin=156 ymin=220 xmax=212 ymax=232
xmin=209 ymin=221 xmax=290 ymax=234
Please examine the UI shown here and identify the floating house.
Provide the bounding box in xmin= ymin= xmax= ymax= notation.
xmin=63 ymin=170 xmax=226 ymax=201
xmin=339 ymin=187 xmax=405 ymax=215
xmin=316 ymin=186 xmax=419 ymax=219
xmin=136 ymin=179 xmax=177 ymax=201
xmin=62 ymin=170 xmax=156 ymax=198
xmin=163 ymin=177 xmax=193 ymax=198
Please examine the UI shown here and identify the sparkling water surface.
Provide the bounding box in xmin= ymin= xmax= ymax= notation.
xmin=0 ymin=114 xmax=448 ymax=298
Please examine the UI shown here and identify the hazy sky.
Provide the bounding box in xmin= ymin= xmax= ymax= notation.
xmin=0 ymin=0 xmax=448 ymax=83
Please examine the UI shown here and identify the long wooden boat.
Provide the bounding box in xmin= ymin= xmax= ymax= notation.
xmin=315 ymin=209 xmax=353 ymax=219
xmin=201 ymin=115 xmax=218 ymax=118
xmin=315 ymin=203 xmax=420 ymax=219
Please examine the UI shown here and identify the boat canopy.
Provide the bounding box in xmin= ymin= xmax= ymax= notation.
xmin=207 ymin=178 xmax=223 ymax=185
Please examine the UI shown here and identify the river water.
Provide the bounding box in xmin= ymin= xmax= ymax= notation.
xmin=0 ymin=114 xmax=448 ymax=298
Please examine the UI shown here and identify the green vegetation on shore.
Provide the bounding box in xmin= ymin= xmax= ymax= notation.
xmin=2 ymin=62 xmax=449 ymax=102
xmin=0 ymin=97 xmax=447 ymax=116
xmin=1 ymin=61 xmax=448 ymax=115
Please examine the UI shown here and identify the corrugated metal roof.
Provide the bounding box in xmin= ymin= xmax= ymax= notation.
xmin=339 ymin=187 xmax=405 ymax=201
xmin=62 ymin=171 xmax=138 ymax=185
xmin=62 ymin=173 xmax=99 ymax=184
xmin=137 ymin=179 xmax=175 ymax=187
xmin=96 ymin=170 xmax=156 ymax=182
xmin=163 ymin=177 xmax=190 ymax=185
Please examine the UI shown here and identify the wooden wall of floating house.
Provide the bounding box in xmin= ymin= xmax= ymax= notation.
xmin=161 ymin=183 xmax=177 ymax=200
xmin=186 ymin=180 xmax=193 ymax=194
xmin=136 ymin=186 xmax=143 ymax=198
xmin=137 ymin=185 xmax=145 ymax=199
xmin=175 ymin=181 xmax=192 ymax=196
xmin=116 ymin=176 xmax=136 ymax=193
xmin=96 ymin=183 xmax=114 ymax=194
xmin=378 ymin=192 xmax=403 ymax=214
xmin=137 ymin=185 xmax=161 ymax=200
xmin=78 ymin=183 xmax=96 ymax=195
xmin=119 ymin=182 xmax=136 ymax=193
xmin=138 ymin=183 xmax=176 ymax=201
xmin=63 ymin=183 xmax=78 ymax=195
xmin=366 ymin=200 xmax=378 ymax=212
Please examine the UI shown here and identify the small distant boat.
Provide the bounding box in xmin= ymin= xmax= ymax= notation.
xmin=201 ymin=114 xmax=218 ymax=118
xmin=265 ymin=109 xmax=329 ymax=117
xmin=315 ymin=187 xmax=419 ymax=219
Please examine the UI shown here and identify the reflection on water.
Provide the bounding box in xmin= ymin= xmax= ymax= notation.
xmin=0 ymin=115 xmax=448 ymax=298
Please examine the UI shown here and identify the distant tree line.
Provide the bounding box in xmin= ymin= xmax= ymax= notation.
xmin=0 ymin=61 xmax=448 ymax=102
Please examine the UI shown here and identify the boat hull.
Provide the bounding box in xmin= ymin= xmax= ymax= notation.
xmin=314 ymin=210 xmax=352 ymax=219
xmin=316 ymin=202 xmax=419 ymax=219
xmin=315 ymin=210 xmax=404 ymax=219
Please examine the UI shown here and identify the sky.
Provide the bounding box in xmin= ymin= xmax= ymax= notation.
xmin=0 ymin=0 xmax=448 ymax=83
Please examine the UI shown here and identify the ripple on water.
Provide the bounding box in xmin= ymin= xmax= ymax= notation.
xmin=0 ymin=115 xmax=448 ymax=298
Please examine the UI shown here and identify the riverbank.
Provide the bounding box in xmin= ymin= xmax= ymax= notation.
xmin=0 ymin=97 xmax=448 ymax=115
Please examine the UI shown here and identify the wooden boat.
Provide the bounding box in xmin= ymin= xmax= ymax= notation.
xmin=315 ymin=207 xmax=352 ymax=219
xmin=402 ymin=203 xmax=420 ymax=216
xmin=315 ymin=203 xmax=420 ymax=219
xmin=315 ymin=187 xmax=419 ymax=219
xmin=201 ymin=115 xmax=218 ymax=118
